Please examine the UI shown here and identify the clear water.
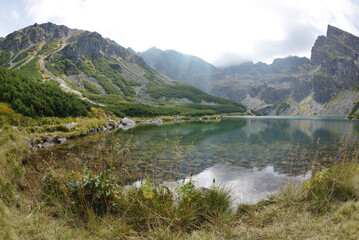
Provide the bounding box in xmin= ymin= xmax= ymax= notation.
xmin=29 ymin=117 xmax=359 ymax=203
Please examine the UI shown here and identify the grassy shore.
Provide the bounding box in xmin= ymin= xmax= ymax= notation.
xmin=1 ymin=111 xmax=359 ymax=239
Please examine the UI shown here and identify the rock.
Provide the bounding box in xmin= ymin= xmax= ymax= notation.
xmin=37 ymin=143 xmax=42 ymax=149
xmin=65 ymin=122 xmax=77 ymax=130
xmin=108 ymin=119 xmax=117 ymax=126
xmin=121 ymin=117 xmax=135 ymax=126
xmin=154 ymin=119 xmax=163 ymax=125
xmin=100 ymin=126 xmax=107 ymax=132
xmin=42 ymin=142 xmax=54 ymax=149
xmin=46 ymin=137 xmax=55 ymax=143
xmin=117 ymin=123 xmax=123 ymax=128
xmin=12 ymin=126 xmax=17 ymax=130
xmin=57 ymin=138 xmax=67 ymax=144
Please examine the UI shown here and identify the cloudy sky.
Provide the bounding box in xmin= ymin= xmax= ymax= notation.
xmin=1 ymin=0 xmax=359 ymax=66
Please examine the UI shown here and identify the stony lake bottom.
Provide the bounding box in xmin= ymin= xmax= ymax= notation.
xmin=27 ymin=116 xmax=359 ymax=204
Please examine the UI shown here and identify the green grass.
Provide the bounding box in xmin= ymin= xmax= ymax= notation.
xmin=19 ymin=57 xmax=42 ymax=81
xmin=1 ymin=111 xmax=359 ymax=239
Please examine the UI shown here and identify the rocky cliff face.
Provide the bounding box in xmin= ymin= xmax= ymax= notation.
xmin=139 ymin=25 xmax=359 ymax=117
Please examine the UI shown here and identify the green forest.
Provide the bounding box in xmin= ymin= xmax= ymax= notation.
xmin=0 ymin=67 xmax=91 ymax=117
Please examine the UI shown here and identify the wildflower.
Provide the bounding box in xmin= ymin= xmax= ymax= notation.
xmin=336 ymin=154 xmax=339 ymax=160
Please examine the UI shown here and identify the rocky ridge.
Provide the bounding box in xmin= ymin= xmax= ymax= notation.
xmin=0 ymin=23 xmax=247 ymax=115
xmin=138 ymin=25 xmax=359 ymax=117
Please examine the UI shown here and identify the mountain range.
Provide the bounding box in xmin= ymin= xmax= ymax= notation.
xmin=1 ymin=23 xmax=358 ymax=118
xmin=138 ymin=25 xmax=359 ymax=117
xmin=0 ymin=23 xmax=247 ymax=117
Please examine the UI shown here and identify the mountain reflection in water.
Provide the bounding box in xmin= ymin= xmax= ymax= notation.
xmin=28 ymin=117 xmax=359 ymax=203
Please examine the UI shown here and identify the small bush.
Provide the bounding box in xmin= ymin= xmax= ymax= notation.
xmin=43 ymin=168 xmax=121 ymax=215
xmin=304 ymin=161 xmax=359 ymax=212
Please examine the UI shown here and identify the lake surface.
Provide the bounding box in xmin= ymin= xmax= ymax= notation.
xmin=29 ymin=117 xmax=359 ymax=204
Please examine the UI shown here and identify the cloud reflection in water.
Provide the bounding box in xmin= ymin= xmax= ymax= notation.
xmin=191 ymin=164 xmax=311 ymax=204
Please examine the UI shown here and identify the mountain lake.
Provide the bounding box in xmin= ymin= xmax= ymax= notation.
xmin=27 ymin=116 xmax=359 ymax=204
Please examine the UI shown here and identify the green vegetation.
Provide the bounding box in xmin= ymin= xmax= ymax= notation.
xmin=44 ymin=62 xmax=62 ymax=78
xmin=53 ymin=58 xmax=81 ymax=76
xmin=80 ymin=59 xmax=121 ymax=95
xmin=1 ymin=118 xmax=359 ymax=239
xmin=92 ymin=58 xmax=136 ymax=96
xmin=276 ymin=102 xmax=290 ymax=115
xmin=349 ymin=99 xmax=359 ymax=116
xmin=104 ymin=104 xmax=216 ymax=118
xmin=0 ymin=50 xmax=11 ymax=66
xmin=83 ymin=80 xmax=102 ymax=94
xmin=0 ymin=67 xmax=90 ymax=117
xmin=183 ymin=102 xmax=247 ymax=114
xmin=19 ymin=57 xmax=42 ymax=81
xmin=84 ymin=93 xmax=128 ymax=105
xmin=38 ymin=39 xmax=59 ymax=55
xmin=146 ymin=83 xmax=232 ymax=104
xmin=42 ymin=168 xmax=232 ymax=233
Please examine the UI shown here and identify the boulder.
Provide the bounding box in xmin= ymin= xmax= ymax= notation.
xmin=154 ymin=119 xmax=163 ymax=125
xmin=121 ymin=117 xmax=135 ymax=126
xmin=100 ymin=126 xmax=107 ymax=132
xmin=42 ymin=142 xmax=54 ymax=149
xmin=108 ymin=118 xmax=117 ymax=126
xmin=57 ymin=138 xmax=67 ymax=144
xmin=65 ymin=122 xmax=77 ymax=130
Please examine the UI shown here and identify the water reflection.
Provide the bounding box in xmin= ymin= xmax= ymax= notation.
xmin=191 ymin=164 xmax=310 ymax=204
xmin=27 ymin=117 xmax=359 ymax=203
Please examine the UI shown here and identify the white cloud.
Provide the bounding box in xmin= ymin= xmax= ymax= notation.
xmin=11 ymin=10 xmax=20 ymax=19
xmin=21 ymin=0 xmax=359 ymax=66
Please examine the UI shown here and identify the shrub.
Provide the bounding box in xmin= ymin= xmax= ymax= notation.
xmin=43 ymin=168 xmax=121 ymax=215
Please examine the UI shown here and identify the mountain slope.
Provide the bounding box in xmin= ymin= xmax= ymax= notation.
xmin=138 ymin=25 xmax=359 ymax=117
xmin=137 ymin=47 xmax=223 ymax=92
xmin=0 ymin=23 xmax=248 ymax=117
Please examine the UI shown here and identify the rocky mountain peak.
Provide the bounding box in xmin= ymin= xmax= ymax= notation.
xmin=0 ymin=22 xmax=70 ymax=51
xmin=310 ymin=25 xmax=359 ymax=65
xmin=327 ymin=25 xmax=346 ymax=39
